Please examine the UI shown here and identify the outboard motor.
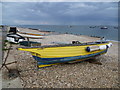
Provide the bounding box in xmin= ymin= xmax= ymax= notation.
xmin=9 ymin=27 xmax=18 ymax=34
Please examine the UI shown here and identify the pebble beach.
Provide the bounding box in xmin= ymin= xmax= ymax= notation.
xmin=2 ymin=27 xmax=119 ymax=88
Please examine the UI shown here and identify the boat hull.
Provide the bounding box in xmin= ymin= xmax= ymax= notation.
xmin=33 ymin=49 xmax=107 ymax=68
xmin=17 ymin=33 xmax=44 ymax=38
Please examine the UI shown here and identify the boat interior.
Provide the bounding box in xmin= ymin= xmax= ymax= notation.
xmin=18 ymin=41 xmax=109 ymax=49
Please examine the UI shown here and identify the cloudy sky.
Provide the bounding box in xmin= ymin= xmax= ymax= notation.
xmin=1 ymin=1 xmax=118 ymax=25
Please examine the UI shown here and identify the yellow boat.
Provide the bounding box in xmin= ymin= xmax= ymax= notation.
xmin=18 ymin=41 xmax=112 ymax=68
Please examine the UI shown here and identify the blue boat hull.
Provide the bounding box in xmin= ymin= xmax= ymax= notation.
xmin=32 ymin=49 xmax=107 ymax=67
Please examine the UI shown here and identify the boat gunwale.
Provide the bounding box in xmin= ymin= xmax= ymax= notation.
xmin=17 ymin=41 xmax=109 ymax=49
xmin=18 ymin=31 xmax=44 ymax=36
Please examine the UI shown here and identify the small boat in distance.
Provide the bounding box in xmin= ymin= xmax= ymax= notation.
xmin=68 ymin=25 xmax=72 ymax=28
xmin=114 ymin=26 xmax=118 ymax=29
xmin=89 ymin=26 xmax=96 ymax=28
xmin=100 ymin=26 xmax=108 ymax=29
xmin=18 ymin=41 xmax=112 ymax=68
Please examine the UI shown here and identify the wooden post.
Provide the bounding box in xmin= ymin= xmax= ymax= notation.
xmin=26 ymin=37 xmax=31 ymax=47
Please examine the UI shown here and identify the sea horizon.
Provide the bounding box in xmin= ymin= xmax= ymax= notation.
xmin=12 ymin=25 xmax=118 ymax=42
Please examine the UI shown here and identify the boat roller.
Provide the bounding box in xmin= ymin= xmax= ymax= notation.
xmin=86 ymin=43 xmax=112 ymax=52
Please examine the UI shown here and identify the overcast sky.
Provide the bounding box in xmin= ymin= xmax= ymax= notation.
xmin=1 ymin=2 xmax=118 ymax=25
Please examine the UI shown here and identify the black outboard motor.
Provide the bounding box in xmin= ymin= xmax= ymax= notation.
xmin=9 ymin=27 xmax=17 ymax=34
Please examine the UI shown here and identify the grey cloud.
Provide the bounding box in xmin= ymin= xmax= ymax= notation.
xmin=2 ymin=2 xmax=118 ymax=25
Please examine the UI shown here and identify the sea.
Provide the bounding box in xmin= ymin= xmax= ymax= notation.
xmin=15 ymin=25 xmax=118 ymax=41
